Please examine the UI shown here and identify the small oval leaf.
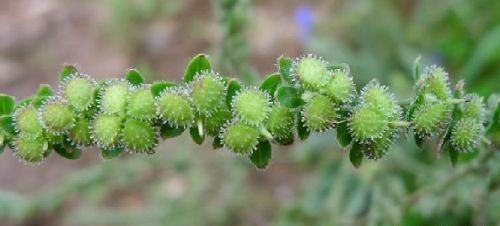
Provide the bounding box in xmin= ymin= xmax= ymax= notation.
xmin=226 ymin=79 xmax=241 ymax=109
xmin=189 ymin=125 xmax=205 ymax=145
xmin=336 ymin=121 xmax=352 ymax=147
xmin=126 ymin=69 xmax=145 ymax=85
xmin=259 ymin=73 xmax=281 ymax=97
xmin=59 ymin=64 xmax=78 ymax=82
xmin=278 ymin=56 xmax=294 ymax=84
xmin=0 ymin=95 xmax=15 ymax=116
xmin=184 ymin=54 xmax=211 ymax=83
xmin=277 ymin=86 xmax=304 ymax=108
xmin=151 ymin=81 xmax=177 ymax=97
xmin=250 ymin=139 xmax=272 ymax=169
xmin=350 ymin=142 xmax=363 ymax=168
xmin=160 ymin=123 xmax=185 ymax=139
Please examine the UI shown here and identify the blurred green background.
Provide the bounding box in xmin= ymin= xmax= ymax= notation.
xmin=1 ymin=0 xmax=499 ymax=225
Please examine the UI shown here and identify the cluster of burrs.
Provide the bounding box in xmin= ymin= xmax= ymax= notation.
xmin=0 ymin=53 xmax=497 ymax=168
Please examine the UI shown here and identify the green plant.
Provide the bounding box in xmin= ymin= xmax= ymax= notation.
xmin=0 ymin=53 xmax=498 ymax=169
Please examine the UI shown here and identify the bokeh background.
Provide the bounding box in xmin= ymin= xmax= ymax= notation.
xmin=1 ymin=0 xmax=500 ymax=225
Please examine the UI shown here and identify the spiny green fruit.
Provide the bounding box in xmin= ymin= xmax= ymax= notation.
xmin=69 ymin=117 xmax=93 ymax=146
xmin=417 ymin=65 xmax=451 ymax=100
xmin=462 ymin=94 xmax=485 ymax=122
xmin=362 ymin=130 xmax=394 ymax=160
xmin=221 ymin=121 xmax=260 ymax=155
xmin=60 ymin=73 xmax=96 ymax=111
xmin=292 ymin=54 xmax=330 ymax=90
xmin=99 ymin=80 xmax=130 ymax=114
xmin=232 ymin=88 xmax=271 ymax=126
xmin=122 ymin=119 xmax=158 ymax=154
xmin=302 ymin=94 xmax=336 ymax=132
xmin=39 ymin=98 xmax=76 ymax=134
xmin=349 ymin=105 xmax=388 ymax=142
xmin=13 ymin=136 xmax=48 ymax=163
xmin=267 ymin=105 xmax=294 ymax=138
xmin=91 ymin=113 xmax=123 ymax=149
xmin=361 ymin=80 xmax=400 ymax=119
xmin=204 ymin=107 xmax=232 ymax=136
xmin=13 ymin=105 xmax=44 ymax=137
xmin=190 ymin=72 xmax=226 ymax=116
xmin=413 ymin=102 xmax=451 ymax=137
xmin=451 ymin=118 xmax=483 ymax=152
xmin=127 ymin=85 xmax=156 ymax=121
xmin=323 ymin=69 xmax=355 ymax=103
xmin=157 ymin=87 xmax=194 ymax=128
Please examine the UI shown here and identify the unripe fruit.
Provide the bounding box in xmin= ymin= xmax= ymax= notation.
xmin=462 ymin=94 xmax=485 ymax=122
xmin=221 ymin=121 xmax=260 ymax=155
xmin=267 ymin=105 xmax=294 ymax=138
xmin=13 ymin=105 xmax=44 ymax=137
xmin=69 ymin=118 xmax=93 ymax=146
xmin=293 ymin=54 xmax=330 ymax=90
xmin=157 ymin=88 xmax=194 ymax=128
xmin=13 ymin=136 xmax=48 ymax=163
xmin=39 ymin=98 xmax=76 ymax=134
xmin=190 ymin=72 xmax=226 ymax=116
xmin=361 ymin=80 xmax=399 ymax=119
xmin=92 ymin=113 xmax=123 ymax=149
xmin=363 ymin=130 xmax=393 ymax=160
xmin=302 ymin=94 xmax=336 ymax=132
xmin=60 ymin=73 xmax=96 ymax=112
xmin=122 ymin=119 xmax=158 ymax=154
xmin=323 ymin=69 xmax=355 ymax=103
xmin=349 ymin=105 xmax=388 ymax=142
xmin=232 ymin=88 xmax=271 ymax=126
xmin=127 ymin=85 xmax=156 ymax=121
xmin=99 ymin=80 xmax=130 ymax=114
xmin=204 ymin=107 xmax=232 ymax=136
xmin=418 ymin=65 xmax=451 ymax=100
xmin=413 ymin=102 xmax=451 ymax=137
xmin=451 ymin=118 xmax=483 ymax=152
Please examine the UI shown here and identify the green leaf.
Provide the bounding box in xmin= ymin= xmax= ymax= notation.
xmin=101 ymin=146 xmax=124 ymax=159
xmin=151 ymin=81 xmax=177 ymax=97
xmin=213 ymin=136 xmax=223 ymax=149
xmin=336 ymin=121 xmax=352 ymax=147
xmin=0 ymin=95 xmax=15 ymax=116
xmin=448 ymin=144 xmax=459 ymax=167
xmin=250 ymin=139 xmax=272 ymax=169
xmin=53 ymin=143 xmax=82 ymax=160
xmin=160 ymin=123 xmax=185 ymax=139
xmin=297 ymin=110 xmax=310 ymax=141
xmin=278 ymin=56 xmax=294 ymax=84
xmin=32 ymin=85 xmax=54 ymax=108
xmin=59 ymin=64 xmax=78 ymax=82
xmin=0 ymin=116 xmax=15 ymax=134
xmin=226 ymin=79 xmax=241 ymax=109
xmin=126 ymin=69 xmax=145 ymax=85
xmin=277 ymin=86 xmax=304 ymax=108
xmin=259 ymin=73 xmax=281 ymax=96
xmin=189 ymin=125 xmax=205 ymax=145
xmin=184 ymin=54 xmax=211 ymax=83
xmin=350 ymin=142 xmax=363 ymax=168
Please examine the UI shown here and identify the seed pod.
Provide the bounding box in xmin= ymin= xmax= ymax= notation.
xmin=68 ymin=117 xmax=93 ymax=147
xmin=91 ymin=113 xmax=123 ymax=149
xmin=60 ymin=73 xmax=96 ymax=112
xmin=360 ymin=80 xmax=399 ymax=119
xmin=266 ymin=105 xmax=295 ymax=139
xmin=127 ymin=85 xmax=156 ymax=121
xmin=157 ymin=87 xmax=194 ymax=128
xmin=302 ymin=94 xmax=336 ymax=132
xmin=323 ymin=69 xmax=355 ymax=103
xmin=292 ymin=54 xmax=330 ymax=90
xmin=204 ymin=107 xmax=232 ymax=136
xmin=232 ymin=88 xmax=271 ymax=126
xmin=349 ymin=105 xmax=388 ymax=143
xmin=362 ymin=130 xmax=394 ymax=160
xmin=99 ymin=80 xmax=130 ymax=114
xmin=39 ymin=98 xmax=76 ymax=134
xmin=13 ymin=105 xmax=44 ymax=137
xmin=413 ymin=102 xmax=451 ymax=137
xmin=13 ymin=135 xmax=48 ymax=163
xmin=451 ymin=118 xmax=483 ymax=152
xmin=417 ymin=65 xmax=451 ymax=101
xmin=122 ymin=118 xmax=158 ymax=154
xmin=221 ymin=121 xmax=260 ymax=155
xmin=462 ymin=94 xmax=485 ymax=122
xmin=190 ymin=71 xmax=226 ymax=116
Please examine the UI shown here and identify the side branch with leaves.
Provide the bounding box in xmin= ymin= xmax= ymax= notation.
xmin=0 ymin=54 xmax=498 ymax=169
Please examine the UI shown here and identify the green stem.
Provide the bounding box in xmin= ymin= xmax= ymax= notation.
xmin=259 ymin=125 xmax=274 ymax=142
xmin=197 ymin=119 xmax=204 ymax=137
